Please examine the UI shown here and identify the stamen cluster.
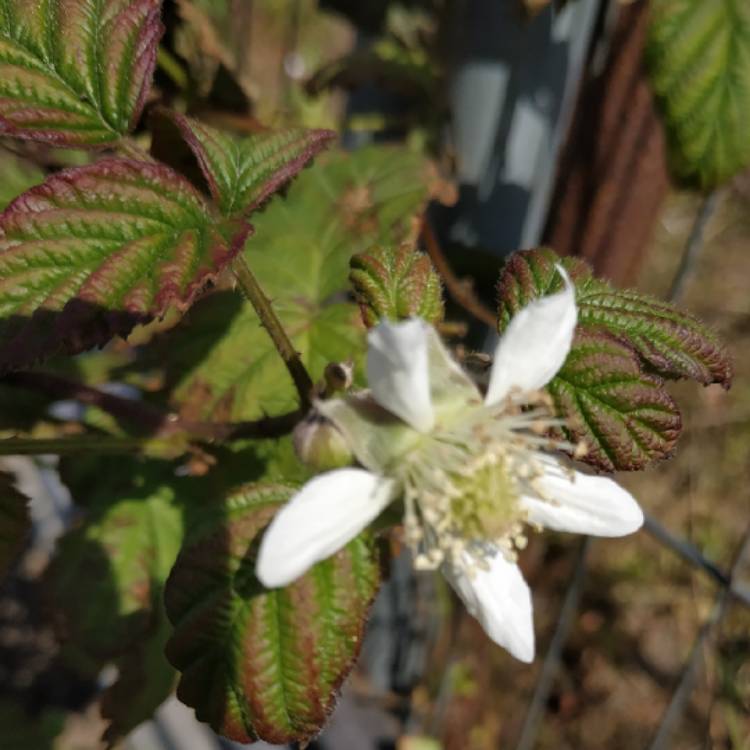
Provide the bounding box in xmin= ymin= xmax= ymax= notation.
xmin=397 ymin=391 xmax=578 ymax=574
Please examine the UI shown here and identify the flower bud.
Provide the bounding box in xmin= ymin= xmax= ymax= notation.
xmin=293 ymin=413 xmax=354 ymax=471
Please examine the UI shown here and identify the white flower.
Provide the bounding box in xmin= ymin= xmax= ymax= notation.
xmin=255 ymin=267 xmax=643 ymax=662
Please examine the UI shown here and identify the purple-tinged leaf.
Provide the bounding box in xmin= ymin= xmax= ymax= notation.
xmin=0 ymin=0 xmax=163 ymax=147
xmin=497 ymin=248 xmax=732 ymax=388
xmin=350 ymin=242 xmax=444 ymax=327
xmin=548 ymin=329 xmax=682 ymax=472
xmin=165 ymin=483 xmax=381 ymax=745
xmin=0 ymin=158 xmax=250 ymax=371
xmin=0 ymin=471 xmax=30 ymax=578
xmin=162 ymin=110 xmax=336 ymax=216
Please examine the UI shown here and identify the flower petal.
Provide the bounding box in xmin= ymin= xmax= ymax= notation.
xmin=486 ymin=264 xmax=577 ymax=405
xmin=522 ymin=457 xmax=643 ymax=537
xmin=256 ymin=468 xmax=398 ymax=588
xmin=367 ymin=319 xmax=435 ymax=432
xmin=444 ymin=551 xmax=535 ymax=662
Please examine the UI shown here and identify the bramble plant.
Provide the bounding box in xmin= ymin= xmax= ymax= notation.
xmin=0 ymin=1 xmax=740 ymax=747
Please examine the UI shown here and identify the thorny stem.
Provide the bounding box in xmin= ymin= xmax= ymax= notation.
xmin=421 ymin=217 xmax=497 ymax=328
xmin=232 ymin=254 xmax=314 ymax=409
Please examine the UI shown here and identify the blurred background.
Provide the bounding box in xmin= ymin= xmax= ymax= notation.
xmin=1 ymin=0 xmax=749 ymax=748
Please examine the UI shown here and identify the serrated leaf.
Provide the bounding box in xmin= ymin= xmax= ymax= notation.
xmin=164 ymin=483 xmax=380 ymax=745
xmin=647 ymin=0 xmax=750 ymax=188
xmin=137 ymin=146 xmax=432 ymax=421
xmin=497 ymin=248 xmax=732 ymax=387
xmin=47 ymin=464 xmax=184 ymax=659
xmin=547 ymin=329 xmax=682 ymax=472
xmin=497 ymin=248 xmax=731 ymax=471
xmin=0 ymin=471 xmax=30 ymax=577
xmin=0 ymin=0 xmax=163 ymax=147
xmin=163 ymin=110 xmax=336 ymax=216
xmin=350 ymin=242 xmax=443 ymax=327
xmin=0 ymin=158 xmax=250 ymax=371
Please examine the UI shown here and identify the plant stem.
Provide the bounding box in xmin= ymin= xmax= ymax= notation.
xmin=231 ymin=254 xmax=314 ymax=409
xmin=668 ymin=190 xmax=721 ymax=303
xmin=0 ymin=435 xmax=151 ymax=456
xmin=156 ymin=46 xmax=189 ymax=91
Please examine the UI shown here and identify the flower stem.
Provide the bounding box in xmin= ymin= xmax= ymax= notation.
xmin=231 ymin=254 xmax=314 ymax=409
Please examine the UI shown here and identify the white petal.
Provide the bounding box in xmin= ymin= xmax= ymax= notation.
xmin=367 ymin=319 xmax=435 ymax=432
xmin=522 ymin=457 xmax=643 ymax=537
xmin=256 ymin=469 xmax=398 ymax=588
xmin=444 ymin=551 xmax=535 ymax=662
xmin=486 ymin=264 xmax=577 ymax=405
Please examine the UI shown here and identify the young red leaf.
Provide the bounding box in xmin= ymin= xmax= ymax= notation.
xmin=497 ymin=248 xmax=732 ymax=388
xmin=0 ymin=159 xmax=250 ymax=371
xmin=496 ymin=248 xmax=732 ymax=471
xmin=0 ymin=0 xmax=163 ymax=147
xmin=547 ymin=329 xmax=682 ymax=472
xmin=162 ymin=110 xmax=336 ymax=216
xmin=165 ymin=483 xmax=380 ymax=745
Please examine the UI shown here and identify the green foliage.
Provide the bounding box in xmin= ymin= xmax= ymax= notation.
xmin=0 ymin=471 xmax=29 ymax=578
xmin=0 ymin=0 xmax=162 ymax=147
xmin=140 ymin=145 xmax=432 ymax=421
xmin=163 ymin=111 xmax=336 ymax=216
xmin=647 ymin=0 xmax=750 ymax=189
xmin=47 ymin=463 xmax=184 ymax=660
xmin=497 ymin=248 xmax=732 ymax=471
xmin=350 ymin=242 xmax=444 ymax=326
xmin=0 ymin=159 xmax=249 ymax=371
xmin=164 ymin=483 xmax=381 ymax=745
xmin=0 ymin=701 xmax=66 ymax=750
xmin=0 ymin=151 xmax=44 ymax=210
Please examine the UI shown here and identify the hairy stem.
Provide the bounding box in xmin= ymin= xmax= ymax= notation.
xmin=232 ymin=254 xmax=314 ymax=409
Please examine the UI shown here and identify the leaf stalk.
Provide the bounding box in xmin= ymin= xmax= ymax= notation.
xmin=231 ymin=254 xmax=314 ymax=409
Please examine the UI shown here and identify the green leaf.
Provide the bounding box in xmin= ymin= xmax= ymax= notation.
xmin=0 ymin=150 xmax=44 ymax=210
xmin=0 ymin=158 xmax=250 ymax=371
xmin=0 ymin=471 xmax=30 ymax=578
xmin=497 ymin=248 xmax=732 ymax=387
xmin=497 ymin=248 xmax=731 ymax=471
xmin=164 ymin=483 xmax=380 ymax=745
xmin=162 ymin=110 xmax=336 ymax=217
xmin=0 ymin=0 xmax=163 ymax=147
xmin=647 ymin=0 xmax=750 ymax=188
xmin=350 ymin=242 xmax=444 ymax=326
xmin=47 ymin=464 xmax=184 ymax=659
xmin=547 ymin=329 xmax=682 ymax=473
xmin=138 ymin=145 xmax=432 ymax=421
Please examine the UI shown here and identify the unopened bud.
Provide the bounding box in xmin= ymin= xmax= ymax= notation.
xmin=293 ymin=413 xmax=354 ymax=471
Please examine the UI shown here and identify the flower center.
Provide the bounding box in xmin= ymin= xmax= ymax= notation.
xmin=396 ymin=396 xmax=573 ymax=573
